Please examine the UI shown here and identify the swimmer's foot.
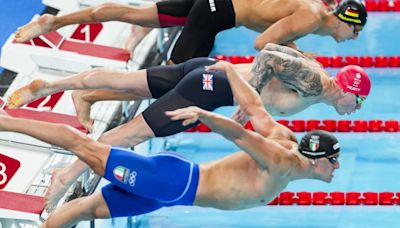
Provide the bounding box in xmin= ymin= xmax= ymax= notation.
xmin=7 ymin=80 xmax=50 ymax=109
xmin=72 ymin=91 xmax=93 ymax=132
xmin=123 ymin=26 xmax=151 ymax=58
xmin=14 ymin=14 xmax=55 ymax=42
xmin=44 ymin=168 xmax=75 ymax=212
xmin=123 ymin=29 xmax=136 ymax=58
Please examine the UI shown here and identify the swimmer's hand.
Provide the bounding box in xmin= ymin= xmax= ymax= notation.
xmin=205 ymin=60 xmax=234 ymax=72
xmin=166 ymin=106 xmax=204 ymax=126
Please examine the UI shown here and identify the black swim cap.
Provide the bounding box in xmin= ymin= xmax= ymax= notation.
xmin=298 ymin=130 xmax=340 ymax=159
xmin=334 ymin=0 xmax=367 ymax=26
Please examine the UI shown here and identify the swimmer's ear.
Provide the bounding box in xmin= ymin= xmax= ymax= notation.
xmin=311 ymin=160 xmax=316 ymax=166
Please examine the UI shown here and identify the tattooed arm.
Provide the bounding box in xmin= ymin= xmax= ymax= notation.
xmin=249 ymin=50 xmax=323 ymax=97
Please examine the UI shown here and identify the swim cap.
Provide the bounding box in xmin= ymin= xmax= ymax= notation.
xmin=298 ymin=130 xmax=340 ymax=159
xmin=335 ymin=65 xmax=371 ymax=96
xmin=334 ymin=0 xmax=367 ymax=26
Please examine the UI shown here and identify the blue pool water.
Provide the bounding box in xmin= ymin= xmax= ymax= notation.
xmin=210 ymin=13 xmax=400 ymax=56
xmin=134 ymin=12 xmax=400 ymax=228
xmin=0 ymin=0 xmax=45 ymax=72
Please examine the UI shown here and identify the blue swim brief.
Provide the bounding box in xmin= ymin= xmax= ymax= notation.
xmin=101 ymin=146 xmax=199 ymax=217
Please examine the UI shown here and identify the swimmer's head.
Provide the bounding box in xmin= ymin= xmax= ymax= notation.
xmin=298 ymin=130 xmax=340 ymax=182
xmin=334 ymin=0 xmax=367 ymax=27
xmin=335 ymin=65 xmax=371 ymax=96
xmin=332 ymin=0 xmax=367 ymax=41
xmin=333 ymin=65 xmax=370 ymax=115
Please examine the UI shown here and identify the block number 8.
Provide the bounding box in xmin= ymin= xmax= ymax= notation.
xmin=0 ymin=162 xmax=7 ymax=185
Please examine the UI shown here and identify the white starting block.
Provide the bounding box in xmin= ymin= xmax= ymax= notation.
xmin=1 ymin=30 xmax=130 ymax=75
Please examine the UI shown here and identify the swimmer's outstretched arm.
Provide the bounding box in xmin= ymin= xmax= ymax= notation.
xmin=167 ymin=106 xmax=287 ymax=170
xmin=0 ymin=110 xmax=109 ymax=176
xmin=253 ymin=10 xmax=320 ymax=50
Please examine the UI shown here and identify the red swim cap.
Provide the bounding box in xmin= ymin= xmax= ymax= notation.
xmin=335 ymin=65 xmax=371 ymax=96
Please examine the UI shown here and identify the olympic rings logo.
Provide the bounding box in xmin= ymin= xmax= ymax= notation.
xmin=0 ymin=162 xmax=8 ymax=185
xmin=128 ymin=171 xmax=137 ymax=187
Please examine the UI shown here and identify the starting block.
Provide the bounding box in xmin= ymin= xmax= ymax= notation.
xmin=1 ymin=24 xmax=130 ymax=75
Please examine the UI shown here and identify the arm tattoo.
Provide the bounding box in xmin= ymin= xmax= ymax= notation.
xmin=249 ymin=51 xmax=275 ymax=93
xmin=249 ymin=50 xmax=323 ymax=97
xmin=275 ymin=55 xmax=323 ymax=97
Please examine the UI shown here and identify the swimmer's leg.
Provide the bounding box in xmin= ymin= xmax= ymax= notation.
xmin=15 ymin=3 xmax=160 ymax=42
xmin=7 ymin=68 xmax=150 ymax=109
xmin=43 ymin=184 xmax=165 ymax=226
xmin=45 ymin=114 xmax=155 ymax=210
xmin=43 ymin=191 xmax=111 ymax=228
xmin=72 ymin=89 xmax=138 ymax=131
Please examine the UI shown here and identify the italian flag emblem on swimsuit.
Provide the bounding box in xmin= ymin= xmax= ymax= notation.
xmin=114 ymin=166 xmax=129 ymax=183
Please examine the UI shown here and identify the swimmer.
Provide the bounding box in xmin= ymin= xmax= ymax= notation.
xmin=7 ymin=44 xmax=369 ymax=211
xmin=0 ymin=61 xmax=340 ymax=227
xmin=14 ymin=0 xmax=367 ymax=64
